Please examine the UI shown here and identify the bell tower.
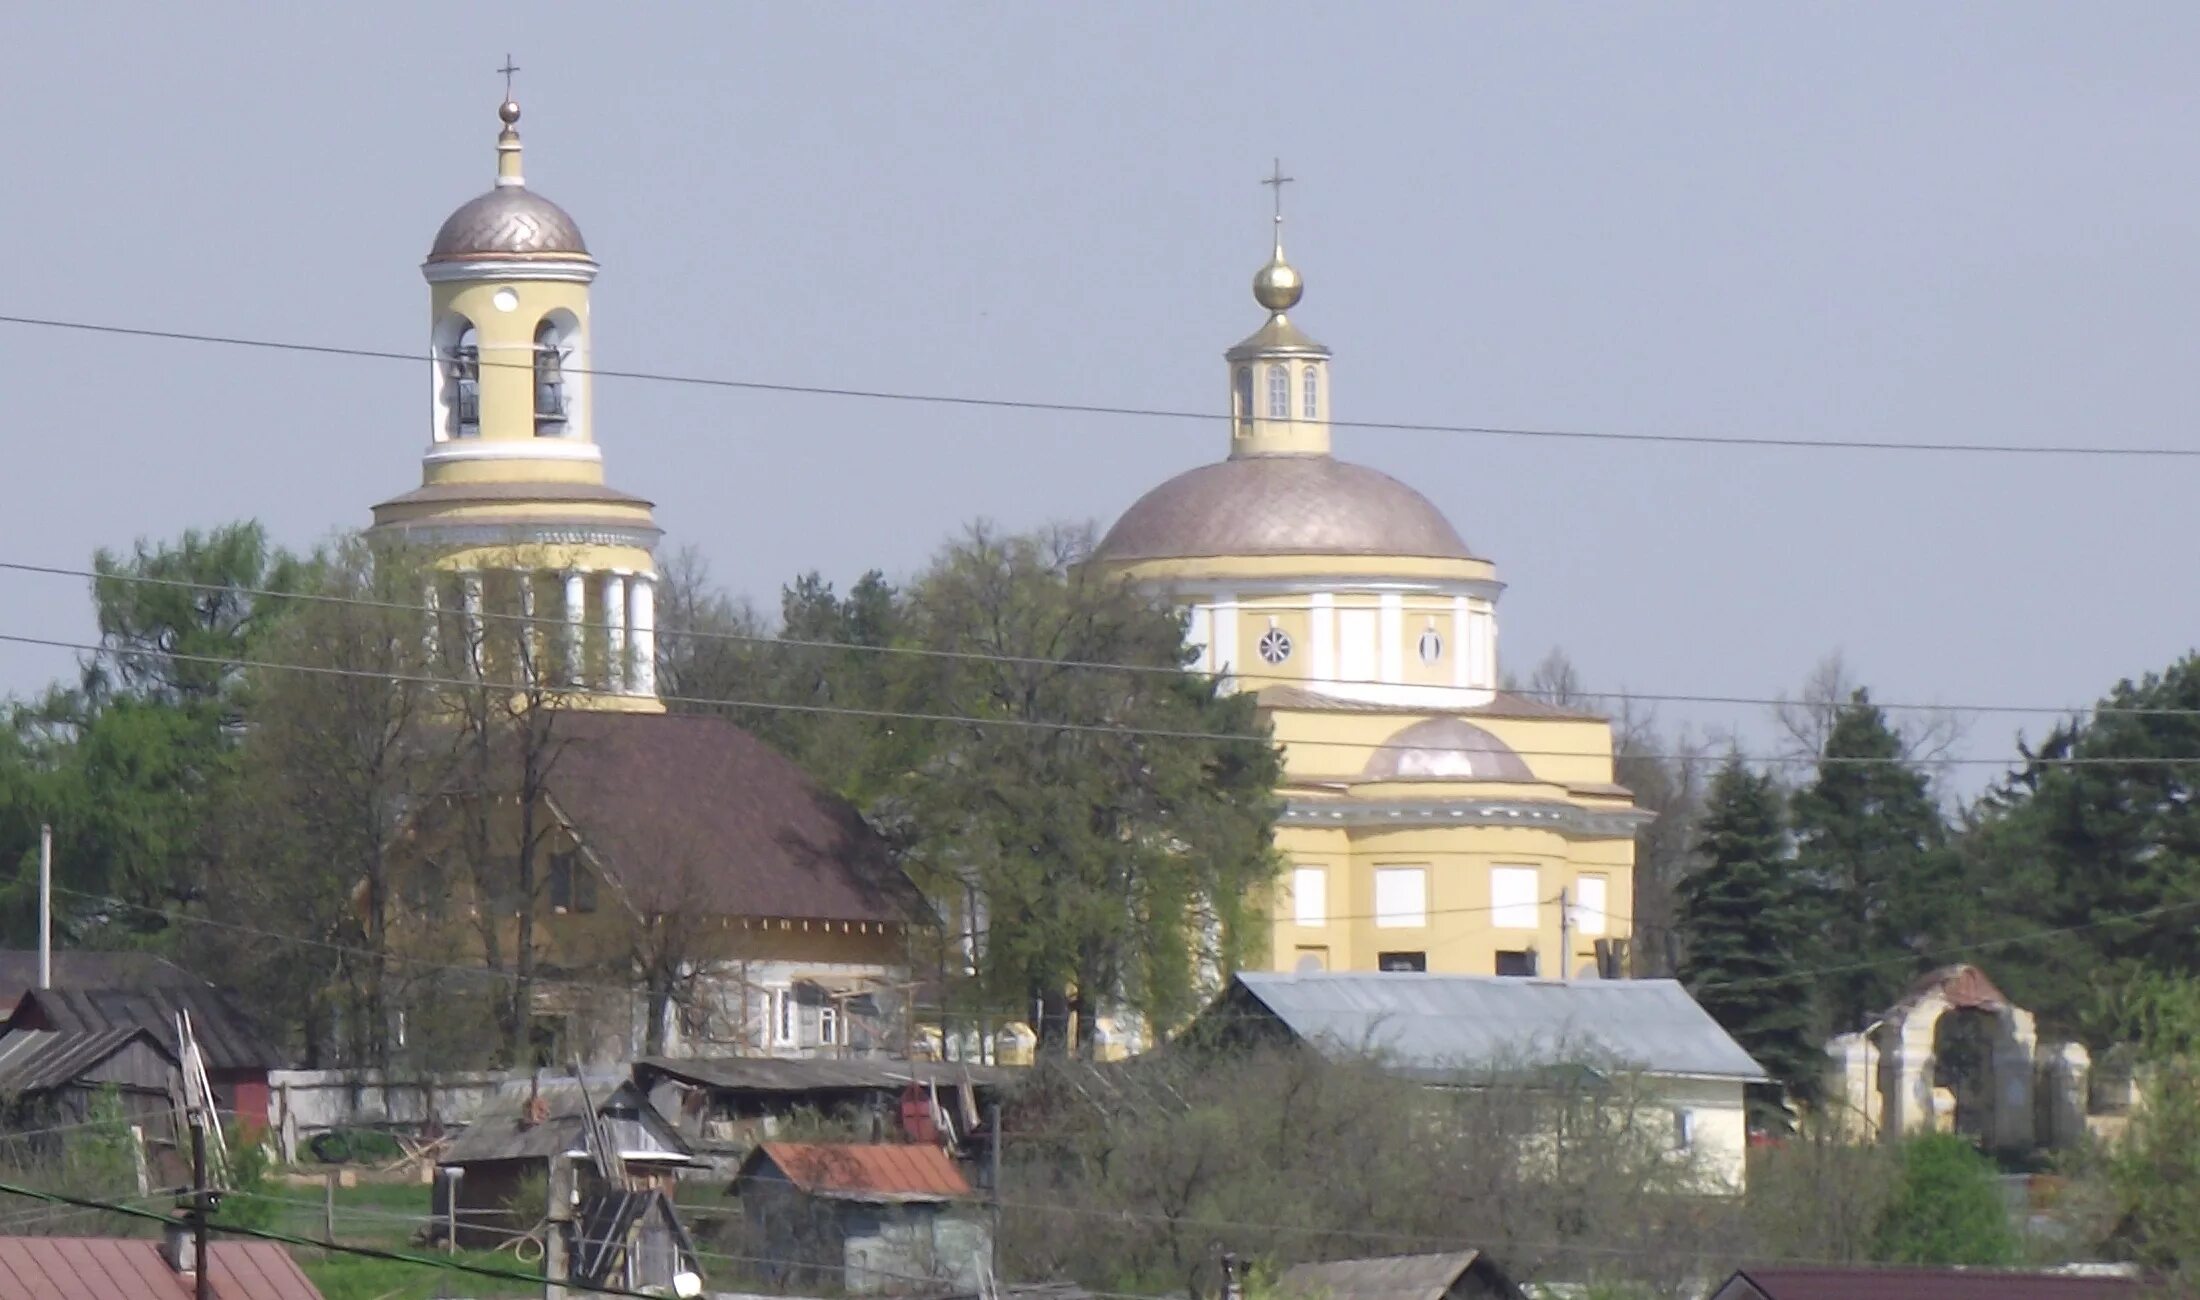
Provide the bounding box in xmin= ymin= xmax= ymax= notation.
xmin=370 ymin=81 xmax=663 ymax=712
xmin=1226 ymin=159 xmax=1332 ymax=459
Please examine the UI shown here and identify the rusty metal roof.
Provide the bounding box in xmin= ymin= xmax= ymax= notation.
xmin=742 ymin=1142 xmax=972 ymax=1203
xmin=0 ymin=1238 xmax=324 ymax=1300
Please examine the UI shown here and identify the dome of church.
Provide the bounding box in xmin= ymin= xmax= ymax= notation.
xmin=1361 ymin=717 xmax=1534 ymax=782
xmin=1093 ymin=455 xmax=1474 ymax=563
xmin=428 ymin=187 xmax=589 ymax=261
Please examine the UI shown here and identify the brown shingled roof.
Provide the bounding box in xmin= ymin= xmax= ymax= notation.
xmin=546 ymin=712 xmax=928 ymax=926
xmin=0 ymin=1238 xmax=324 ymax=1300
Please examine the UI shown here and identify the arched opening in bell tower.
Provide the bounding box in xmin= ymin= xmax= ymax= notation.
xmin=433 ymin=315 xmax=481 ymax=441
xmin=533 ymin=310 xmax=583 ymax=437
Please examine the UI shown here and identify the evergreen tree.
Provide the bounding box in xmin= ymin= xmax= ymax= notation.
xmin=1678 ymin=755 xmax=1814 ymax=1128
xmin=1791 ymin=689 xmax=1953 ymax=1034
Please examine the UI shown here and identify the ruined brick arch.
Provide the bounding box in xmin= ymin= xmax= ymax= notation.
xmin=1868 ymin=965 xmax=2038 ymax=1150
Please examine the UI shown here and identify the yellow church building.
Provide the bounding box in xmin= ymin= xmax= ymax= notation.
xmin=1091 ymin=192 xmax=1649 ymax=982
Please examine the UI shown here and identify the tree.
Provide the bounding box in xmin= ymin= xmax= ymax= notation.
xmin=1678 ymin=755 xmax=1815 ymax=1129
xmin=1869 ymin=1133 xmax=2018 ymax=1266
xmin=1614 ymin=701 xmax=1709 ymax=978
xmin=1953 ymin=655 xmax=2200 ymax=1041
xmin=1790 ymin=689 xmax=1954 ymax=1033
xmin=895 ymin=523 xmax=1281 ymax=1056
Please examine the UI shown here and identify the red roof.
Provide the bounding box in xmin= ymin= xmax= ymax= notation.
xmin=749 ymin=1142 xmax=972 ymax=1202
xmin=0 ymin=1238 xmax=323 ymax=1300
xmin=1717 ymin=1267 xmax=2153 ymax=1300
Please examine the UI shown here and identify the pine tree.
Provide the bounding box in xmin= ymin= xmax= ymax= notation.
xmin=1790 ymin=689 xmax=1954 ymax=1034
xmin=1678 ymin=754 xmax=1815 ymax=1129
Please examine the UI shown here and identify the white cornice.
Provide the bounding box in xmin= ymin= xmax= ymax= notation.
xmin=422 ymin=257 xmax=599 ymax=285
xmin=423 ymin=439 xmax=604 ymax=465
xmin=1281 ymin=796 xmax=1652 ymax=838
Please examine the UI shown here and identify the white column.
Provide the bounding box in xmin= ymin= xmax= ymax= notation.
xmin=423 ymin=579 xmax=441 ymax=668
xmin=563 ymin=571 xmax=587 ymax=687
xmin=631 ymin=574 xmax=657 ymax=699
xmin=1212 ymin=598 xmax=1240 ymax=684
xmin=1310 ymin=592 xmax=1335 ymax=686
xmin=515 ymin=571 xmax=537 ymax=683
xmin=1451 ymin=595 xmax=1469 ymax=688
xmin=1187 ymin=604 xmax=1213 ymax=675
xmin=458 ymin=569 xmax=483 ymax=675
xmin=601 ymin=571 xmax=630 ymax=694
xmin=1379 ymin=592 xmax=1403 ymax=683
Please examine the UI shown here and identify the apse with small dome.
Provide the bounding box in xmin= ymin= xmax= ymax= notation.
xmin=1093 ymin=173 xmax=1648 ymax=980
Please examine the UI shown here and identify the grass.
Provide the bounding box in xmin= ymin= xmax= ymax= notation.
xmin=298 ymin=1246 xmax=543 ymax=1300
xmin=256 ymin=1173 xmax=545 ymax=1298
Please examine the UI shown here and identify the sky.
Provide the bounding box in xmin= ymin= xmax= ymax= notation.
xmin=4 ymin=3 xmax=2197 ymax=789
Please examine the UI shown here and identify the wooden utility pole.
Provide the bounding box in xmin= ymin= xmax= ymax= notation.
xmin=545 ymin=1152 xmax=575 ymax=1300
xmin=188 ymin=1114 xmax=212 ymax=1300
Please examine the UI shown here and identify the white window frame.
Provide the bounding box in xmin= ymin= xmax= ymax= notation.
xmin=819 ymin=1002 xmax=840 ymax=1047
xmin=1301 ymin=365 xmax=1319 ymax=419
xmin=1573 ymin=874 xmax=1609 ymax=938
xmin=1292 ymin=866 xmax=1327 ymax=927
xmin=772 ymin=989 xmax=797 ymax=1046
xmin=1491 ymin=865 xmax=1540 ymax=930
xmin=1374 ymin=866 xmax=1427 ymax=929
xmin=1267 ymin=364 xmax=1290 ymax=418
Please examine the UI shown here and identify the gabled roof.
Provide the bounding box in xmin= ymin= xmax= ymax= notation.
xmin=0 ymin=951 xmax=205 ymax=1015
xmin=0 ymin=1238 xmax=322 ymax=1300
xmin=441 ymin=1080 xmax=695 ymax=1167
xmin=1218 ymin=972 xmax=1768 ymax=1083
xmin=738 ymin=1142 xmax=972 ymax=1203
xmin=633 ymin=1055 xmax=1012 ymax=1096
xmin=1280 ymin=1252 xmax=1524 ymax=1300
xmin=11 ymin=987 xmax=281 ymax=1073
xmin=1712 ymin=1267 xmax=2156 ymax=1300
xmin=544 ymin=712 xmax=930 ymax=926
xmin=0 ymin=1025 xmax=172 ymax=1094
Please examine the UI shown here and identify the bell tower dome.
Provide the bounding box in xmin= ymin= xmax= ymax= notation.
xmin=370 ymin=83 xmax=663 ymax=712
xmin=1227 ymin=160 xmax=1332 ymax=459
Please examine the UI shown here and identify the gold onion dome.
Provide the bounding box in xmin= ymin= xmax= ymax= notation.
xmin=1253 ymin=235 xmax=1304 ymax=313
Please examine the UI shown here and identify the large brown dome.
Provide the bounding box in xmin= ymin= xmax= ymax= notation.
xmin=1093 ymin=455 xmax=1474 ymax=563
xmin=428 ymin=187 xmax=590 ymax=262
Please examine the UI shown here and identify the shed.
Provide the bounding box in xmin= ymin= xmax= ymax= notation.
xmin=733 ymin=1141 xmax=988 ymax=1294
xmin=573 ymin=1187 xmax=706 ymax=1295
xmin=0 ymin=1024 xmax=183 ymax=1167
xmin=434 ymin=1079 xmax=696 ymax=1248
xmin=1188 ymin=971 xmax=1768 ymax=1191
xmin=633 ymin=1056 xmax=1009 ymax=1152
xmin=0 ymin=951 xmax=205 ymax=1018
xmin=1279 ymin=1252 xmax=1526 ymax=1300
xmin=1709 ymin=1267 xmax=2158 ymax=1299
xmin=7 ymin=986 xmax=284 ymax=1129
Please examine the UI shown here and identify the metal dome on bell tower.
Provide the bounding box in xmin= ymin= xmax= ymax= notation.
xmin=1227 ymin=159 xmax=1332 ymax=459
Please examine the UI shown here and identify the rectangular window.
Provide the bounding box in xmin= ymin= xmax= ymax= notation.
xmin=819 ymin=1004 xmax=839 ymax=1047
xmin=1377 ymin=951 xmax=1427 ymax=973
xmin=548 ymin=851 xmax=573 ymax=912
xmin=1491 ymin=865 xmax=1540 ymax=929
xmin=1572 ymin=874 xmax=1608 ymax=937
xmin=1338 ymin=608 xmax=1378 ymax=682
xmin=1374 ymin=867 xmax=1427 ymax=929
xmin=1673 ymin=1108 xmax=1695 ymax=1150
xmin=772 ymin=990 xmax=796 ymax=1046
xmin=1495 ymin=950 xmax=1538 ymax=978
xmin=1291 ymin=866 xmax=1327 ymax=927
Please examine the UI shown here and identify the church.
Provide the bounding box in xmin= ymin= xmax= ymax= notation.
xmin=366 ymin=95 xmax=931 ymax=1065
xmin=1090 ymin=188 xmax=1649 ymax=981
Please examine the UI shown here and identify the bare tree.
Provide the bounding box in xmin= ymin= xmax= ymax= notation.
xmin=1775 ymin=651 xmax=1971 ymax=780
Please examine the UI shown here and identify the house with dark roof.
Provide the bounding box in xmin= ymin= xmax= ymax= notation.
xmin=1187 ymin=971 xmax=1768 ymax=1192
xmin=1278 ymin=1251 xmax=1526 ymax=1300
xmin=0 ymin=950 xmax=206 ymax=1019
xmin=391 ymin=710 xmax=933 ymax=1066
xmin=6 ymin=985 xmax=284 ymax=1129
xmin=732 ymin=1141 xmax=989 ymax=1295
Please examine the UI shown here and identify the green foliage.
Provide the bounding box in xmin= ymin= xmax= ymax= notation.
xmin=1955 ymin=655 xmax=2200 ymax=1042
xmin=1678 ymin=755 xmax=1815 ymax=1128
xmin=1791 ymin=690 xmax=1954 ymax=1033
xmin=1870 ymin=1133 xmax=2018 ymax=1266
xmin=301 ymin=1248 xmax=540 ymax=1300
xmin=2098 ymin=1060 xmax=2200 ymax=1276
xmin=1744 ymin=1127 xmax=1902 ymax=1265
xmin=63 ymin=1086 xmax=142 ymax=1196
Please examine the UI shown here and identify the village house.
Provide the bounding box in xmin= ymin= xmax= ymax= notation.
xmin=0 ymin=1232 xmax=325 ymax=1300
xmin=732 ymin=1142 xmax=991 ymax=1295
xmin=1187 ymin=970 xmax=1767 ymax=1191
xmin=0 ymin=984 xmax=283 ymax=1133
xmin=1279 ymin=1252 xmax=1528 ymax=1300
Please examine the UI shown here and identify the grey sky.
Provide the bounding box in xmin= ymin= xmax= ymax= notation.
xmin=5 ymin=3 xmax=2195 ymax=783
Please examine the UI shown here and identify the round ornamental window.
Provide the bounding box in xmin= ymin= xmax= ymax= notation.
xmin=1418 ymin=628 xmax=1444 ymax=664
xmin=1257 ymin=628 xmax=1294 ymax=665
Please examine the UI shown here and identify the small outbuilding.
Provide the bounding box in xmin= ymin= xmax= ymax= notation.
xmin=433 ymin=1079 xmax=696 ymax=1248
xmin=732 ymin=1141 xmax=989 ymax=1294
xmin=1279 ymin=1252 xmax=1527 ymax=1300
xmin=5 ymin=985 xmax=283 ymax=1130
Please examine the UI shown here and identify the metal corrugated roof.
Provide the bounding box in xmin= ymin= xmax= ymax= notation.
xmin=1714 ymin=1267 xmax=2154 ymax=1300
xmin=441 ymin=1081 xmax=695 ymax=1166
xmin=1232 ymin=972 xmax=1769 ymax=1082
xmin=0 ymin=1026 xmax=168 ymax=1094
xmin=633 ymin=1056 xmax=1012 ymax=1094
xmin=0 ymin=1238 xmax=323 ymax=1300
xmin=14 ymin=987 xmax=280 ymax=1073
xmin=746 ymin=1142 xmax=972 ymax=1202
xmin=1280 ymin=1253 xmax=1506 ymax=1300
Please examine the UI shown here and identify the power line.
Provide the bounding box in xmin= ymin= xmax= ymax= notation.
xmin=2 ymin=310 xmax=2194 ymax=459
xmin=6 ymin=624 xmax=2185 ymax=769
xmin=6 ymin=557 xmax=2171 ymax=724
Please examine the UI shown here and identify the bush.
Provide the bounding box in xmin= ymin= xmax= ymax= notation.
xmin=1870 ymin=1133 xmax=2018 ymax=1266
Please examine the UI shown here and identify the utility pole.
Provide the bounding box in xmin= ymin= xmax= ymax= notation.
xmin=1557 ymin=886 xmax=1571 ymax=983
xmin=188 ymin=1111 xmax=213 ymax=1300
xmin=36 ymin=824 xmax=51 ymax=990
xmin=545 ymin=1151 xmax=575 ymax=1300
xmin=987 ymin=1100 xmax=1003 ymax=1285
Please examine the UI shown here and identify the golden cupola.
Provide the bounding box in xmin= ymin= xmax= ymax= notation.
xmin=370 ymin=91 xmax=663 ymax=713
